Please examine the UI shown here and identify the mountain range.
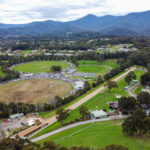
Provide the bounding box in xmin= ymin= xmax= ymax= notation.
xmin=1 ymin=10 xmax=150 ymax=37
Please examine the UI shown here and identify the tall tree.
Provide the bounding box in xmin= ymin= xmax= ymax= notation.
xmin=137 ymin=92 xmax=150 ymax=108
xmin=106 ymin=81 xmax=118 ymax=92
xmin=118 ymin=97 xmax=137 ymax=114
xmin=56 ymin=108 xmax=70 ymax=126
xmin=79 ymin=105 xmax=90 ymax=119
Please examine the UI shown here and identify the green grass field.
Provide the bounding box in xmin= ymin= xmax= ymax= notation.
xmin=0 ymin=66 xmax=6 ymax=77
xmin=38 ymin=120 xmax=150 ymax=150
xmin=32 ymin=69 xmax=145 ymax=138
xmin=13 ymin=61 xmax=69 ymax=73
xmin=76 ymin=59 xmax=118 ymax=75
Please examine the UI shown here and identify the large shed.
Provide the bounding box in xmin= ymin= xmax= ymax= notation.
xmin=90 ymin=110 xmax=107 ymax=119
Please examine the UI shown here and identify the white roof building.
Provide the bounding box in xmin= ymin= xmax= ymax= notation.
xmin=90 ymin=110 xmax=107 ymax=119
xmin=74 ymin=81 xmax=84 ymax=90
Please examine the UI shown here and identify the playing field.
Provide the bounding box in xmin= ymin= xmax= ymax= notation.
xmin=76 ymin=59 xmax=118 ymax=75
xmin=38 ymin=120 xmax=150 ymax=150
xmin=0 ymin=66 xmax=6 ymax=77
xmin=0 ymin=79 xmax=73 ymax=104
xmin=13 ymin=61 xmax=69 ymax=73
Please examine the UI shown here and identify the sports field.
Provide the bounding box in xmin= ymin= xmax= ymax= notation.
xmin=0 ymin=79 xmax=73 ymax=104
xmin=76 ymin=60 xmax=118 ymax=75
xmin=0 ymin=66 xmax=6 ymax=77
xmin=38 ymin=120 xmax=150 ymax=150
xmin=76 ymin=59 xmax=118 ymax=75
xmin=13 ymin=61 xmax=69 ymax=73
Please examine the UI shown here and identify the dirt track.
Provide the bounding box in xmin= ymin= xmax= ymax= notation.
xmin=19 ymin=67 xmax=136 ymax=138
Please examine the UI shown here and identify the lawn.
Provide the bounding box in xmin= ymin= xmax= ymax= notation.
xmin=0 ymin=79 xmax=73 ymax=104
xmin=76 ymin=65 xmax=110 ymax=74
xmin=20 ymin=50 xmax=32 ymax=55
xmin=13 ymin=61 xmax=69 ymax=73
xmin=0 ymin=66 xmax=6 ymax=77
xmin=32 ymin=69 xmax=145 ymax=138
xmin=76 ymin=59 xmax=118 ymax=75
xmin=38 ymin=120 xmax=150 ymax=150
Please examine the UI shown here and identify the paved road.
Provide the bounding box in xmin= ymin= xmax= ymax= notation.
xmin=21 ymin=67 xmax=136 ymax=138
xmin=128 ymin=83 xmax=139 ymax=98
xmin=31 ymin=115 xmax=127 ymax=142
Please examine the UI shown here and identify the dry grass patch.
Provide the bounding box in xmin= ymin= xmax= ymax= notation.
xmin=0 ymin=79 xmax=73 ymax=104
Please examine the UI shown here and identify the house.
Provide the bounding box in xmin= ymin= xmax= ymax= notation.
xmin=108 ymin=101 xmax=119 ymax=110
xmin=90 ymin=110 xmax=107 ymax=119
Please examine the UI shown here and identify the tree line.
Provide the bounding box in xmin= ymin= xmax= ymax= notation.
xmin=0 ymin=138 xmax=129 ymax=150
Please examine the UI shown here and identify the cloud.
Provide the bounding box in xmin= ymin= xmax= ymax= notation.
xmin=0 ymin=0 xmax=150 ymax=24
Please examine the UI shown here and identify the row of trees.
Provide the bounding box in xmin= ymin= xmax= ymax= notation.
xmin=119 ymin=92 xmax=150 ymax=115
xmin=0 ymin=102 xmax=36 ymax=118
xmin=119 ymin=91 xmax=150 ymax=136
xmin=0 ymin=138 xmax=129 ymax=150
xmin=123 ymin=108 xmax=150 ymax=136
xmin=0 ymin=65 xmax=20 ymax=83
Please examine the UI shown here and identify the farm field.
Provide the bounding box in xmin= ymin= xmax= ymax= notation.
xmin=0 ymin=79 xmax=73 ymax=104
xmin=13 ymin=61 xmax=69 ymax=73
xmin=32 ymin=69 xmax=145 ymax=138
xmin=0 ymin=66 xmax=6 ymax=77
xmin=38 ymin=120 xmax=150 ymax=150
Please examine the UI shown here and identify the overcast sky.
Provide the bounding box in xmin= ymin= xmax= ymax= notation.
xmin=0 ymin=0 xmax=150 ymax=24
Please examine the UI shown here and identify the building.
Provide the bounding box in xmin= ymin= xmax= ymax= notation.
xmin=108 ymin=101 xmax=119 ymax=110
xmin=74 ymin=81 xmax=84 ymax=90
xmin=9 ymin=113 xmax=23 ymax=121
xmin=90 ymin=110 xmax=107 ymax=119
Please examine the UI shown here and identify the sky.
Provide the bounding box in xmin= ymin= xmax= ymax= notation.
xmin=0 ymin=0 xmax=150 ymax=24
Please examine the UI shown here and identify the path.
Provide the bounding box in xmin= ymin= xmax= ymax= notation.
xmin=128 ymin=83 xmax=139 ymax=98
xmin=18 ymin=67 xmax=136 ymax=138
xmin=31 ymin=115 xmax=127 ymax=142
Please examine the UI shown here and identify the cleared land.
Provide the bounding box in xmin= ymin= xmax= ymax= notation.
xmin=0 ymin=66 xmax=6 ymax=77
xmin=0 ymin=79 xmax=73 ymax=104
xmin=13 ymin=61 xmax=69 ymax=73
xmin=38 ymin=120 xmax=150 ymax=150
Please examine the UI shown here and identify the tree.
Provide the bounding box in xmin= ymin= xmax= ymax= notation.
xmin=84 ymin=81 xmax=91 ymax=91
xmin=106 ymin=81 xmax=118 ymax=92
xmin=122 ymin=116 xmax=137 ymax=136
xmin=140 ymin=72 xmax=150 ymax=86
xmin=79 ymin=105 xmax=90 ymax=119
xmin=137 ymin=92 xmax=150 ymax=108
xmin=96 ymin=75 xmax=104 ymax=85
xmin=132 ymin=108 xmax=146 ymax=135
xmin=147 ymin=63 xmax=150 ymax=72
xmin=100 ymin=144 xmax=129 ymax=150
xmin=125 ymin=71 xmax=136 ymax=85
xmin=51 ymin=65 xmax=62 ymax=72
xmin=143 ymin=117 xmax=150 ymax=134
xmin=56 ymin=108 xmax=70 ymax=126
xmin=122 ymin=108 xmax=146 ymax=136
xmin=118 ymin=97 xmax=137 ymax=114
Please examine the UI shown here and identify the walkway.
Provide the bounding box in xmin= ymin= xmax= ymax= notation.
xmin=31 ymin=115 xmax=127 ymax=142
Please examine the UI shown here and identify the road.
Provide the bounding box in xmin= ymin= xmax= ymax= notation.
xmin=19 ymin=67 xmax=136 ymax=138
xmin=31 ymin=115 xmax=127 ymax=142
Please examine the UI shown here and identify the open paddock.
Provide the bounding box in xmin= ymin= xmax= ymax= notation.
xmin=0 ymin=79 xmax=73 ymax=104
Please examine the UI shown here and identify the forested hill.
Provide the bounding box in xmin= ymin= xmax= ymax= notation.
xmin=0 ymin=10 xmax=150 ymax=37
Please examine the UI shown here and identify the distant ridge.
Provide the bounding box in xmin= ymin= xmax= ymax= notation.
xmin=0 ymin=10 xmax=150 ymax=36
